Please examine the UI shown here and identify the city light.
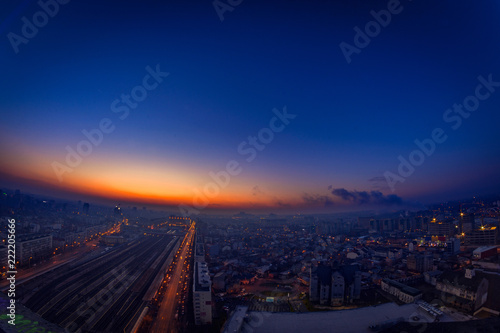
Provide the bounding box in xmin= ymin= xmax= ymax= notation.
xmin=1 ymin=2 xmax=498 ymax=330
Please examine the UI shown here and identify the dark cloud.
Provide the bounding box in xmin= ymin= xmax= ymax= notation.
xmin=328 ymin=187 xmax=356 ymax=202
xmin=329 ymin=187 xmax=403 ymax=206
xmin=302 ymin=193 xmax=335 ymax=207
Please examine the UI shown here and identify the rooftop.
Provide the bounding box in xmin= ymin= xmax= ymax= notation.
xmin=222 ymin=306 xmax=249 ymax=333
xmin=244 ymin=302 xmax=457 ymax=333
xmin=473 ymin=246 xmax=498 ymax=253
xmin=194 ymin=261 xmax=211 ymax=292
xmin=382 ymin=279 xmax=422 ymax=297
xmin=438 ymin=270 xmax=485 ymax=291
xmin=17 ymin=233 xmax=52 ymax=242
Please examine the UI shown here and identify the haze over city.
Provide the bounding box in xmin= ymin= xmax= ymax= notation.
xmin=1 ymin=1 xmax=500 ymax=333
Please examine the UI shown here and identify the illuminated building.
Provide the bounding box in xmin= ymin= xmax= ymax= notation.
xmin=428 ymin=220 xmax=454 ymax=237
xmin=113 ymin=205 xmax=122 ymax=217
xmin=466 ymin=226 xmax=498 ymax=246
xmin=461 ymin=213 xmax=475 ymax=234
xmin=16 ymin=234 xmax=52 ymax=265
xmin=193 ymin=261 xmax=212 ymax=325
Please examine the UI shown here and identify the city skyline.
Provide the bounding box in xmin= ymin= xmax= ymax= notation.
xmin=2 ymin=2 xmax=500 ymax=332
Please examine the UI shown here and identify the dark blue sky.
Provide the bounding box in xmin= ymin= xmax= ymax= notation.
xmin=1 ymin=0 xmax=500 ymax=213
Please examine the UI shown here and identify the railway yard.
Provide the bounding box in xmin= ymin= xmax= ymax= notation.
xmin=17 ymin=234 xmax=180 ymax=332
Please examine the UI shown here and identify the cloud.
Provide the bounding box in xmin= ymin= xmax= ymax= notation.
xmin=329 ymin=187 xmax=404 ymax=206
xmin=328 ymin=186 xmax=356 ymax=201
xmin=302 ymin=193 xmax=335 ymax=207
xmin=252 ymin=185 xmax=264 ymax=196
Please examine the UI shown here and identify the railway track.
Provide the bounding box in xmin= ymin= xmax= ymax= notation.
xmin=19 ymin=235 xmax=178 ymax=332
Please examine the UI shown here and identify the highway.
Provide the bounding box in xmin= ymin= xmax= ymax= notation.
xmin=20 ymin=234 xmax=178 ymax=332
xmin=151 ymin=223 xmax=195 ymax=333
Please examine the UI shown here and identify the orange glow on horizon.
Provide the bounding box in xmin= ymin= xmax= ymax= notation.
xmin=0 ymin=142 xmax=349 ymax=211
xmin=1 ymin=155 xmax=301 ymax=210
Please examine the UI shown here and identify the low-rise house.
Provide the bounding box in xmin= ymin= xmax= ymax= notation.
xmin=381 ymin=278 xmax=422 ymax=303
xmin=436 ymin=267 xmax=489 ymax=313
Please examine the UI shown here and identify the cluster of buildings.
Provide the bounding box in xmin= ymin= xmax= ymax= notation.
xmin=200 ymin=219 xmax=335 ymax=294
xmin=207 ymin=199 xmax=500 ymax=332
xmin=52 ymin=224 xmax=108 ymax=248
xmin=0 ymin=218 xmax=111 ymax=266
xmin=2 ymin=189 xmax=500 ymax=330
xmin=358 ymin=214 xmax=498 ymax=246
xmin=0 ymin=189 xmax=151 ymax=268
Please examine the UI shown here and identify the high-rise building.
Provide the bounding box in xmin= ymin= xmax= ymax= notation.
xmin=193 ymin=261 xmax=212 ymax=325
xmin=446 ymin=238 xmax=460 ymax=254
xmin=461 ymin=213 xmax=475 ymax=234
xmin=309 ymin=262 xmax=361 ymax=306
xmin=330 ymin=271 xmax=345 ymax=306
xmin=310 ymin=263 xmax=331 ymax=304
xmin=407 ymin=253 xmax=433 ymax=272
xmin=195 ymin=234 xmax=206 ymax=262
xmin=357 ymin=217 xmax=373 ymax=229
xmin=83 ymin=202 xmax=89 ymax=215
xmin=309 ymin=266 xmax=319 ymax=302
xmin=466 ymin=226 xmax=498 ymax=246
xmin=428 ymin=220 xmax=454 ymax=237
xmin=342 ymin=265 xmax=361 ymax=303
xmin=16 ymin=234 xmax=53 ymax=265
xmin=114 ymin=205 xmax=122 ymax=217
